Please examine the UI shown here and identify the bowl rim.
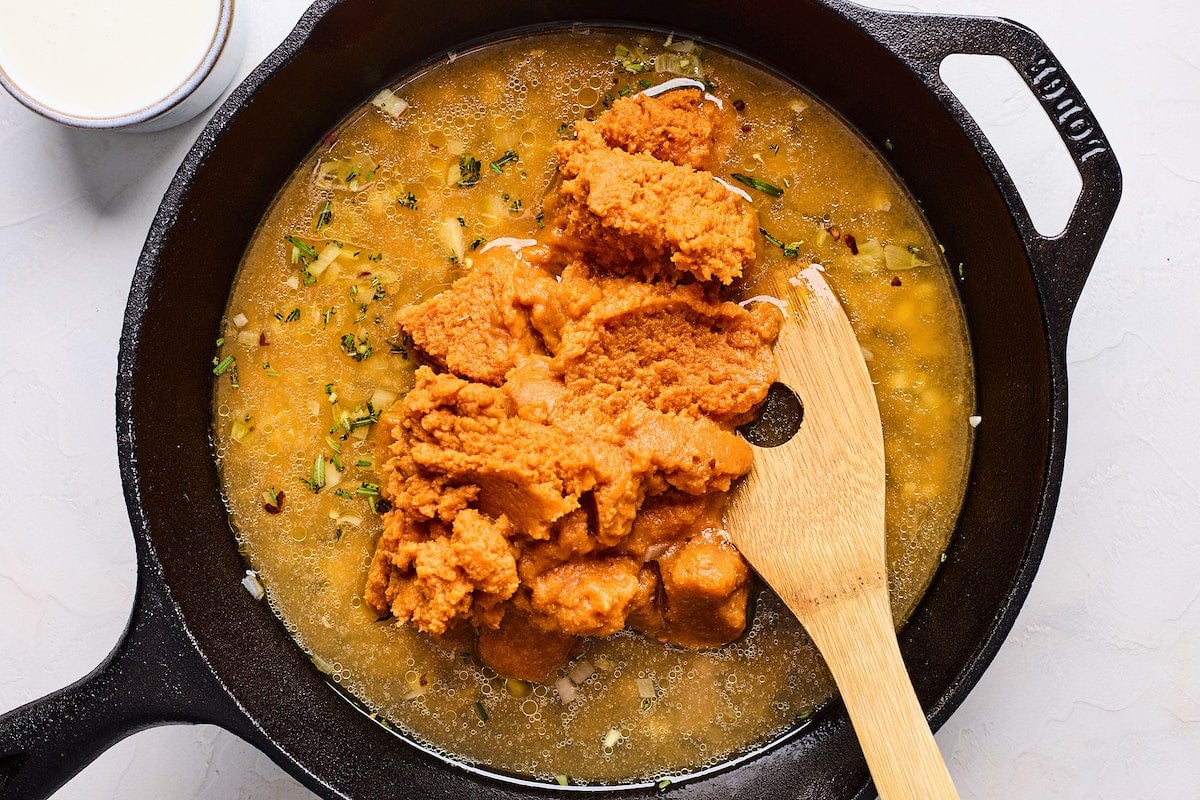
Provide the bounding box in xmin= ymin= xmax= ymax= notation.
xmin=0 ymin=0 xmax=236 ymax=129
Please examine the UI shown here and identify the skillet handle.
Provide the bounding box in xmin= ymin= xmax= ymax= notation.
xmin=841 ymin=5 xmax=1122 ymax=339
xmin=0 ymin=579 xmax=244 ymax=799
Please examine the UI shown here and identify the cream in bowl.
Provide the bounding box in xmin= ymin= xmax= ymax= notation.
xmin=0 ymin=0 xmax=241 ymax=131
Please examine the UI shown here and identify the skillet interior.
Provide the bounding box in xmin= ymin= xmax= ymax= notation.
xmin=119 ymin=1 xmax=1058 ymax=797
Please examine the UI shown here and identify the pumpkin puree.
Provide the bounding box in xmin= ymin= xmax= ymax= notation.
xmin=364 ymin=89 xmax=782 ymax=680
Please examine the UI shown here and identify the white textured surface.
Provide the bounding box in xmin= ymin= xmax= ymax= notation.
xmin=0 ymin=1 xmax=1195 ymax=798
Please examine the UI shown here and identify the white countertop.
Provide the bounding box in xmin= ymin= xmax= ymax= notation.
xmin=1 ymin=1 xmax=1195 ymax=797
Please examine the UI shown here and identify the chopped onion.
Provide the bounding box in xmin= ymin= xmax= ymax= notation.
xmin=636 ymin=678 xmax=656 ymax=699
xmin=371 ymin=88 xmax=409 ymax=119
xmin=311 ymin=655 xmax=334 ymax=675
xmin=654 ymin=52 xmax=704 ymax=79
xmin=479 ymin=237 xmax=538 ymax=254
xmin=401 ymin=672 xmax=431 ymax=700
xmin=846 ymin=238 xmax=885 ymax=272
xmin=236 ymin=330 xmax=258 ymax=346
xmin=664 ymin=38 xmax=698 ymax=54
xmin=440 ymin=218 xmax=465 ymax=262
xmin=308 ymin=242 xmax=342 ymax=279
xmin=333 ymin=514 xmax=362 ymax=527
xmin=602 ymin=728 xmax=622 ymax=749
xmin=712 ymin=176 xmax=751 ymax=202
xmin=969 ymin=415 xmax=982 ymax=428
xmin=568 ymin=660 xmax=596 ymax=684
xmin=232 ymin=312 xmax=249 ymax=328
xmin=594 ymin=656 xmax=615 ymax=672
xmin=555 ymin=676 xmax=577 ymax=705
xmin=241 ymin=570 xmax=265 ymax=600
xmin=790 ymin=99 xmax=809 ymax=115
xmin=883 ymin=244 xmax=930 ymax=271
xmin=229 ymin=419 xmax=251 ymax=442
xmin=370 ymin=388 xmax=398 ymax=410
xmin=738 ymin=294 xmax=787 ymax=312
xmin=285 ymin=276 xmax=300 ymax=290
xmin=325 ymin=465 xmax=343 ymax=489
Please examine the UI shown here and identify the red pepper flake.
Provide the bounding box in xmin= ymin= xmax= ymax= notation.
xmin=321 ymin=131 xmax=338 ymax=150
xmin=845 ymin=234 xmax=859 ymax=255
xmin=732 ymin=98 xmax=746 ymax=113
xmin=741 ymin=122 xmax=753 ymax=133
xmin=264 ymin=490 xmax=286 ymax=514
xmin=258 ymin=331 xmax=270 ymax=347
xmin=891 ymin=275 xmax=903 ymax=287
xmin=828 ymin=224 xmax=841 ymax=241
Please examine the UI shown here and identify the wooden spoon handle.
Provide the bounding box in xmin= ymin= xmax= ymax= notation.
xmin=800 ymin=587 xmax=960 ymax=800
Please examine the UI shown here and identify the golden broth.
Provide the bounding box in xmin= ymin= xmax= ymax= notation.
xmin=212 ymin=29 xmax=973 ymax=785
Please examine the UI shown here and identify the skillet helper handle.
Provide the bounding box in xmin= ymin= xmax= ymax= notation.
xmin=0 ymin=582 xmax=238 ymax=799
xmin=802 ymin=585 xmax=960 ymax=800
xmin=844 ymin=6 xmax=1122 ymax=334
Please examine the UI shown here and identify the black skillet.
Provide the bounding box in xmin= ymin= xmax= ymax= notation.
xmin=0 ymin=1 xmax=1121 ymax=798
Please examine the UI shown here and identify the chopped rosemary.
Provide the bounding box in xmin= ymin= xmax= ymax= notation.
xmin=356 ymin=459 xmax=373 ymax=468
xmin=509 ymin=198 xmax=523 ymax=213
xmin=262 ymin=361 xmax=280 ymax=377
xmin=782 ymin=241 xmax=802 ymax=259
xmin=212 ymin=355 xmax=235 ymax=376
xmin=555 ymin=775 xmax=570 ymax=787
xmin=397 ymin=192 xmax=418 ymax=210
xmin=457 ymin=155 xmax=482 ymax=187
xmin=535 ymin=211 xmax=545 ymax=228
xmin=324 ymin=435 xmax=342 ymax=453
xmin=474 ymin=701 xmax=490 ymax=722
xmin=284 ymin=308 xmax=301 ymax=323
xmin=469 ymin=236 xmax=485 ymax=251
xmin=388 ymin=332 xmax=412 ymax=358
xmin=759 ymin=228 xmax=785 ymax=249
xmin=301 ymin=455 xmax=326 ymax=493
xmin=357 ymin=482 xmax=381 ymax=496
xmin=730 ymin=173 xmax=784 ymax=198
xmin=489 ymin=149 xmax=518 ymax=174
xmin=322 ymin=308 xmax=335 ymax=327
xmin=369 ymin=496 xmax=392 ymax=515
xmin=340 ymin=334 xmax=374 ymax=361
xmin=287 ymin=235 xmax=318 ymax=265
xmin=371 ymin=276 xmax=386 ymax=301
xmin=367 ymin=252 xmax=383 ymax=262
xmin=315 ymin=201 xmax=332 ymax=230
xmin=335 ymin=488 xmax=353 ymax=500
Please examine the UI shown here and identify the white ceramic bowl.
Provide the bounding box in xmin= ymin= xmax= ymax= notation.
xmin=0 ymin=0 xmax=243 ymax=132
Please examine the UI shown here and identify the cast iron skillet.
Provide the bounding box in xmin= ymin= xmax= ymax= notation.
xmin=0 ymin=1 xmax=1121 ymax=798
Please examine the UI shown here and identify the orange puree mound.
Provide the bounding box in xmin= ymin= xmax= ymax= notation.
xmin=590 ymin=88 xmax=731 ymax=170
xmin=551 ymin=124 xmax=758 ymax=284
xmin=365 ymin=91 xmax=781 ymax=676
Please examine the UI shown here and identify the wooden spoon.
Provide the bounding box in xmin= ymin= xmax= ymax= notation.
xmin=728 ymin=266 xmax=960 ymax=800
